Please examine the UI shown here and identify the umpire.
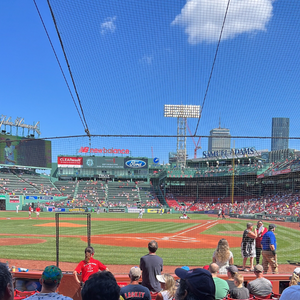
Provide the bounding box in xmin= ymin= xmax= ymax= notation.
xmin=261 ymin=224 xmax=278 ymax=274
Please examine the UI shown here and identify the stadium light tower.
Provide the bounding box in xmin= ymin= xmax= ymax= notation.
xmin=164 ymin=105 xmax=200 ymax=169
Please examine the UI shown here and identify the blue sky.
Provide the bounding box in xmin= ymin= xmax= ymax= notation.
xmin=1 ymin=0 xmax=300 ymax=163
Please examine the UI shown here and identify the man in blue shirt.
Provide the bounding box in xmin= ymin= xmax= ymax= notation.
xmin=120 ymin=267 xmax=151 ymax=300
xmin=261 ymin=224 xmax=278 ymax=274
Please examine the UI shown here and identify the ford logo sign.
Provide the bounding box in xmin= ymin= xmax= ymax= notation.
xmin=125 ymin=160 xmax=146 ymax=168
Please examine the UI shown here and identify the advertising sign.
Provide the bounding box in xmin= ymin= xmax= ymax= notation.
xmin=78 ymin=147 xmax=130 ymax=154
xmin=128 ymin=208 xmax=141 ymax=213
xmin=40 ymin=196 xmax=53 ymax=200
xmin=25 ymin=196 xmax=38 ymax=200
xmin=9 ymin=195 xmax=20 ymax=203
xmin=0 ymin=134 xmax=51 ymax=168
xmin=58 ymin=157 xmax=83 ymax=168
xmin=203 ymin=147 xmax=255 ymax=158
xmin=69 ymin=208 xmax=86 ymax=212
xmin=124 ymin=158 xmax=148 ymax=169
xmin=108 ymin=208 xmax=126 ymax=213
xmin=96 ymin=157 xmax=124 ymax=169
xmin=147 ymin=208 xmax=162 ymax=213
xmin=82 ymin=157 xmax=124 ymax=169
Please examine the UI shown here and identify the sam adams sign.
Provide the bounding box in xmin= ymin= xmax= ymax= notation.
xmin=203 ymin=147 xmax=255 ymax=158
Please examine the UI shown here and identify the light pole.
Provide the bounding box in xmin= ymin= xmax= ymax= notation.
xmin=164 ymin=105 xmax=200 ymax=169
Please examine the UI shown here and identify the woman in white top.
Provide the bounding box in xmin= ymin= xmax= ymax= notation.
xmin=156 ymin=274 xmax=176 ymax=300
xmin=212 ymin=238 xmax=234 ymax=274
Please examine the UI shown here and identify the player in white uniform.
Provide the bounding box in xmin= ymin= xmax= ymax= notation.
xmin=138 ymin=209 xmax=144 ymax=219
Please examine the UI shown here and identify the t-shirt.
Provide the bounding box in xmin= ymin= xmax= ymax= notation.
xmin=120 ymin=284 xmax=151 ymax=300
xmin=213 ymin=277 xmax=229 ymax=300
xmin=261 ymin=231 xmax=277 ymax=251
xmin=226 ymin=280 xmax=236 ymax=292
xmin=247 ymin=277 xmax=272 ymax=297
xmin=74 ymin=257 xmax=107 ymax=282
xmin=140 ymin=254 xmax=163 ymax=292
xmin=280 ymin=284 xmax=300 ymax=300
xmin=25 ymin=292 xmax=73 ymax=300
xmin=230 ymin=286 xmax=249 ymax=299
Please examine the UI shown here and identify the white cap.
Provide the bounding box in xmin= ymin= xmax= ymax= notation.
xmin=156 ymin=274 xmax=165 ymax=283
xmin=294 ymin=267 xmax=300 ymax=275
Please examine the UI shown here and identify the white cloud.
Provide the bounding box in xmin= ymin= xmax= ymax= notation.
xmin=140 ymin=55 xmax=153 ymax=65
xmin=171 ymin=0 xmax=274 ymax=44
xmin=101 ymin=16 xmax=117 ymax=35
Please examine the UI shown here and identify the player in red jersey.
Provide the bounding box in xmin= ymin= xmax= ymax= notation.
xmin=35 ymin=206 xmax=41 ymax=219
xmin=73 ymin=246 xmax=109 ymax=286
xmin=28 ymin=205 xmax=33 ymax=219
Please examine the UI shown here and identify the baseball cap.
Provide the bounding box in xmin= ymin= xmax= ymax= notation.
xmin=203 ymin=265 xmax=209 ymax=270
xmin=156 ymin=274 xmax=166 ymax=283
xmin=254 ymin=265 xmax=263 ymax=273
xmin=175 ymin=268 xmax=215 ymax=300
xmin=269 ymin=224 xmax=276 ymax=229
xmin=42 ymin=265 xmax=63 ymax=284
xmin=181 ymin=266 xmax=190 ymax=271
xmin=129 ymin=266 xmax=141 ymax=278
xmin=294 ymin=267 xmax=300 ymax=275
xmin=226 ymin=265 xmax=238 ymax=274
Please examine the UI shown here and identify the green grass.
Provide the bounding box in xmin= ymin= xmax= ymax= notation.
xmin=0 ymin=211 xmax=299 ymax=266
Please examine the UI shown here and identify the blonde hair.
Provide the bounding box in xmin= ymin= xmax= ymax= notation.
xmin=215 ymin=239 xmax=231 ymax=264
xmin=162 ymin=274 xmax=176 ymax=298
xmin=290 ymin=272 xmax=300 ymax=286
xmin=234 ymin=274 xmax=244 ymax=286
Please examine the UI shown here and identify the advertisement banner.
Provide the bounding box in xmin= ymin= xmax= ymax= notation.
xmin=257 ymin=174 xmax=265 ymax=179
xmin=0 ymin=195 xmax=6 ymax=199
xmin=69 ymin=208 xmax=86 ymax=212
xmin=82 ymin=157 xmax=125 ymax=169
xmin=108 ymin=208 xmax=126 ymax=213
xmin=147 ymin=208 xmax=162 ymax=213
xmin=9 ymin=195 xmax=20 ymax=203
xmin=124 ymin=158 xmax=148 ymax=169
xmin=40 ymin=196 xmax=53 ymax=200
xmin=0 ymin=134 xmax=52 ymax=168
xmin=272 ymin=169 xmax=291 ymax=176
xmin=25 ymin=196 xmax=38 ymax=200
xmin=96 ymin=157 xmax=124 ymax=169
xmin=58 ymin=157 xmax=83 ymax=168
xmin=128 ymin=208 xmax=141 ymax=213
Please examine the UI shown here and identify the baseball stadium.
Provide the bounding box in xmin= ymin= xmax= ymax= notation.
xmin=1 ymin=1 xmax=300 ymax=300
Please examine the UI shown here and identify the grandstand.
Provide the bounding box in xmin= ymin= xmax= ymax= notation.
xmin=1 ymin=147 xmax=300 ymax=223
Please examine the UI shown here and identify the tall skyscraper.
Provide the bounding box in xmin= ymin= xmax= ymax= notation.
xmin=208 ymin=121 xmax=231 ymax=152
xmin=271 ymin=118 xmax=289 ymax=151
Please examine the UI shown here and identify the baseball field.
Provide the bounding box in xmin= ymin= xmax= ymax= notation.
xmin=0 ymin=211 xmax=299 ymax=274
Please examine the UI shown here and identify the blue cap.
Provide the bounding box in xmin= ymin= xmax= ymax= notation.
xmin=175 ymin=268 xmax=215 ymax=300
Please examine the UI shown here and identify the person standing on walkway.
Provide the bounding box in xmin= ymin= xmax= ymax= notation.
xmin=241 ymin=222 xmax=257 ymax=271
xmin=140 ymin=240 xmax=163 ymax=292
xmin=255 ymin=221 xmax=267 ymax=265
xmin=74 ymin=246 xmax=109 ymax=286
xmin=261 ymin=224 xmax=278 ymax=274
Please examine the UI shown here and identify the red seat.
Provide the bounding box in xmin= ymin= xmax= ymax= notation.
xmin=253 ymin=293 xmax=272 ymax=300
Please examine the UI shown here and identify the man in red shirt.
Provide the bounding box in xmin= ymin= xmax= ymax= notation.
xmin=35 ymin=207 xmax=41 ymax=219
xmin=28 ymin=206 xmax=33 ymax=219
xmin=73 ymin=246 xmax=109 ymax=286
